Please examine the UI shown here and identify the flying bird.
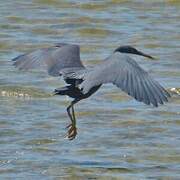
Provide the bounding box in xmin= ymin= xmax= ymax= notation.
xmin=12 ymin=43 xmax=170 ymax=140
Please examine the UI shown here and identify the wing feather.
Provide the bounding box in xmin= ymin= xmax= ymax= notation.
xmin=12 ymin=44 xmax=85 ymax=76
xmin=79 ymin=53 xmax=170 ymax=106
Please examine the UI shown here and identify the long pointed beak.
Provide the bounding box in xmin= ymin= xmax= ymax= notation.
xmin=136 ymin=50 xmax=155 ymax=60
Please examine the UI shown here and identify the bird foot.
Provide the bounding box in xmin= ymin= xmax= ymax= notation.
xmin=65 ymin=124 xmax=77 ymax=140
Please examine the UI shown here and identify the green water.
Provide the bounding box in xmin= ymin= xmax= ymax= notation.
xmin=0 ymin=0 xmax=180 ymax=179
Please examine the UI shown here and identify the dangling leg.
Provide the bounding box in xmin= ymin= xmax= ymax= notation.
xmin=66 ymin=99 xmax=79 ymax=140
xmin=71 ymin=104 xmax=76 ymax=124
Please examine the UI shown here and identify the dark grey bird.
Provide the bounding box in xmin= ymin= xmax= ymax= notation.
xmin=12 ymin=43 xmax=170 ymax=140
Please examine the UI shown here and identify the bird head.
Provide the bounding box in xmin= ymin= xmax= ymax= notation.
xmin=114 ymin=46 xmax=154 ymax=59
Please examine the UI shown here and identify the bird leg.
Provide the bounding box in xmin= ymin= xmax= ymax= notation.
xmin=71 ymin=104 xmax=76 ymax=124
xmin=65 ymin=100 xmax=79 ymax=140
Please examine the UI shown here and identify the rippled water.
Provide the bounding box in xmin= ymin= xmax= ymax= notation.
xmin=0 ymin=0 xmax=180 ymax=179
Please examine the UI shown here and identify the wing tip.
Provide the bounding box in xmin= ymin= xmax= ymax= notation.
xmin=12 ymin=54 xmax=24 ymax=62
xmin=149 ymin=92 xmax=170 ymax=107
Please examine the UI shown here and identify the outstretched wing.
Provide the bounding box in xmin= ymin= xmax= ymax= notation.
xmin=77 ymin=52 xmax=170 ymax=107
xmin=12 ymin=43 xmax=85 ymax=76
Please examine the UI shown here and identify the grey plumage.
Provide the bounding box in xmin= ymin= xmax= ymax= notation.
xmin=65 ymin=52 xmax=170 ymax=107
xmin=12 ymin=43 xmax=85 ymax=76
xmin=12 ymin=43 xmax=170 ymax=140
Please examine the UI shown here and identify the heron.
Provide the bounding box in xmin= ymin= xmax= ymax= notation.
xmin=12 ymin=43 xmax=170 ymax=140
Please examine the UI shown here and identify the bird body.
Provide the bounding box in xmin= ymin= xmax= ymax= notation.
xmin=12 ymin=43 xmax=170 ymax=140
xmin=54 ymin=84 xmax=101 ymax=100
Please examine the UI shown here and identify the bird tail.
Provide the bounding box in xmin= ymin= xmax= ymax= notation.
xmin=54 ymin=86 xmax=70 ymax=95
